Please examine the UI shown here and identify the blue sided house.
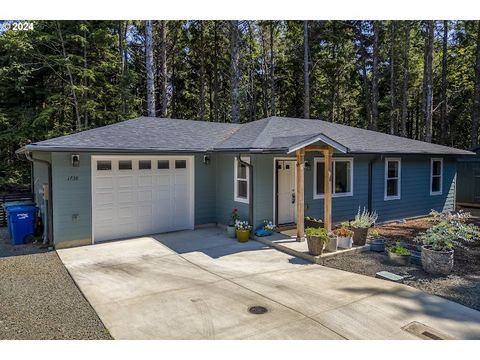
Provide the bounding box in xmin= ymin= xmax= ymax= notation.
xmin=17 ymin=116 xmax=474 ymax=248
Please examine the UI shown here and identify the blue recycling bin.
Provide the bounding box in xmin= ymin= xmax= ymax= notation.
xmin=6 ymin=205 xmax=37 ymax=245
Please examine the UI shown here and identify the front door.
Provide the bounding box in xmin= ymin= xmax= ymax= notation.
xmin=277 ymin=160 xmax=296 ymax=224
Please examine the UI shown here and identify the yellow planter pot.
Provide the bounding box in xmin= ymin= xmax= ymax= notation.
xmin=236 ymin=229 xmax=250 ymax=243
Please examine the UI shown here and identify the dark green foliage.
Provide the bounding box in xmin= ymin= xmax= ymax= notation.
xmin=1 ymin=20 xmax=479 ymax=187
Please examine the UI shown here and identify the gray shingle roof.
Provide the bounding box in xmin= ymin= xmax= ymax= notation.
xmin=27 ymin=117 xmax=241 ymax=152
xmin=26 ymin=116 xmax=474 ymax=156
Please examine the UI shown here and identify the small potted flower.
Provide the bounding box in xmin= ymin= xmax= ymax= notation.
xmin=333 ymin=227 xmax=354 ymax=249
xmin=227 ymin=208 xmax=239 ymax=238
xmin=350 ymin=207 xmax=378 ymax=246
xmin=387 ymin=241 xmax=411 ymax=266
xmin=235 ymin=220 xmax=252 ymax=243
xmin=369 ymin=229 xmax=385 ymax=252
xmin=304 ymin=216 xmax=322 ymax=229
xmin=305 ymin=227 xmax=330 ymax=256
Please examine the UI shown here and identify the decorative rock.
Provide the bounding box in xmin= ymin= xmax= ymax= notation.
xmin=421 ymin=246 xmax=454 ymax=275
xmin=375 ymin=271 xmax=405 ymax=283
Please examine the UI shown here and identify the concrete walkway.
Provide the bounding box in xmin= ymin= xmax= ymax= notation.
xmin=58 ymin=228 xmax=480 ymax=340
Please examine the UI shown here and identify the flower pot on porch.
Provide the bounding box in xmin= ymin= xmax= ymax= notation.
xmin=352 ymin=226 xmax=369 ymax=246
xmin=306 ymin=236 xmax=325 ymax=256
xmin=226 ymin=225 xmax=236 ymax=238
xmin=337 ymin=236 xmax=353 ymax=249
xmin=236 ymin=229 xmax=250 ymax=243
xmin=421 ymin=245 xmax=454 ymax=275
xmin=304 ymin=219 xmax=323 ymax=229
xmin=325 ymin=236 xmax=338 ymax=252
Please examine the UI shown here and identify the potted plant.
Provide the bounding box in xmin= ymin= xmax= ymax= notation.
xmin=350 ymin=207 xmax=378 ymax=246
xmin=415 ymin=212 xmax=480 ymax=275
xmin=325 ymin=233 xmax=338 ymax=252
xmin=304 ymin=216 xmax=323 ymax=228
xmin=305 ymin=227 xmax=330 ymax=256
xmin=333 ymin=227 xmax=354 ymax=249
xmin=387 ymin=242 xmax=411 ymax=266
xmin=369 ymin=229 xmax=385 ymax=252
xmin=227 ymin=208 xmax=239 ymax=238
xmin=235 ymin=220 xmax=252 ymax=243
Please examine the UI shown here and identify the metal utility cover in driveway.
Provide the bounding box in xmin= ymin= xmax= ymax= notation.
xmin=58 ymin=228 xmax=480 ymax=340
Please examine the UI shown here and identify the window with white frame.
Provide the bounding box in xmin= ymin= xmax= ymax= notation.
xmin=384 ymin=158 xmax=401 ymax=200
xmin=314 ymin=158 xmax=353 ymax=199
xmin=430 ymin=158 xmax=443 ymax=195
xmin=234 ymin=157 xmax=250 ymax=203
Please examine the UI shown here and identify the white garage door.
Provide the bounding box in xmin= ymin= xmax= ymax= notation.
xmin=92 ymin=155 xmax=194 ymax=242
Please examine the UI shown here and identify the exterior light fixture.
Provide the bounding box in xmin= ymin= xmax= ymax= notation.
xmin=71 ymin=154 xmax=80 ymax=167
xmin=304 ymin=160 xmax=311 ymax=171
xmin=203 ymin=155 xmax=211 ymax=165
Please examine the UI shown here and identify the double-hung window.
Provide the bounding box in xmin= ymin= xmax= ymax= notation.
xmin=234 ymin=157 xmax=250 ymax=203
xmin=314 ymin=158 xmax=353 ymax=199
xmin=430 ymin=158 xmax=443 ymax=195
xmin=384 ymin=158 xmax=401 ymax=200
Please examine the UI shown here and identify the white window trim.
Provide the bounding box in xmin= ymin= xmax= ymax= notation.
xmin=313 ymin=157 xmax=354 ymax=199
xmin=234 ymin=156 xmax=250 ymax=204
xmin=384 ymin=157 xmax=401 ymax=201
xmin=430 ymin=158 xmax=443 ymax=196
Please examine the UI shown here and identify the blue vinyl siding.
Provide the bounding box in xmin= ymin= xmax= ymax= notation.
xmin=372 ymin=155 xmax=456 ymax=222
xmin=214 ymin=153 xmax=249 ymax=225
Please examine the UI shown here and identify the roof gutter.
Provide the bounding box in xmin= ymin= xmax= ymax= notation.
xmin=237 ymin=154 xmax=254 ymax=229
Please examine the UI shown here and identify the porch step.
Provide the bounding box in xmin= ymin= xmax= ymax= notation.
xmin=253 ymin=233 xmax=370 ymax=264
xmin=375 ymin=271 xmax=405 ymax=283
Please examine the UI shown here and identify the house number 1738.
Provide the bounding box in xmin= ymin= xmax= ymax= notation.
xmin=67 ymin=175 xmax=79 ymax=181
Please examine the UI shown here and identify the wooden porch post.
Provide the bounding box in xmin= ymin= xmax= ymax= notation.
xmin=296 ymin=148 xmax=305 ymax=241
xmin=323 ymin=147 xmax=333 ymax=232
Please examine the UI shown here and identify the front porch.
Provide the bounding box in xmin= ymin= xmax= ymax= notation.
xmin=253 ymin=230 xmax=370 ymax=264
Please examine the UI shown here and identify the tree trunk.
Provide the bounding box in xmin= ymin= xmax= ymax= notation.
xmin=471 ymin=21 xmax=480 ymax=147
xmin=440 ymin=20 xmax=449 ymax=144
xmin=213 ymin=22 xmax=219 ymax=122
xmin=230 ymin=20 xmax=241 ymax=123
xmin=371 ymin=21 xmax=380 ymax=131
xmin=389 ymin=21 xmax=397 ymax=135
xmin=400 ymin=22 xmax=410 ymax=137
xmin=145 ymin=20 xmax=156 ymax=117
xmin=260 ymin=26 xmax=269 ymax=118
xmin=270 ymin=21 xmax=276 ymax=116
xmin=360 ymin=41 xmax=372 ymax=128
xmin=303 ymin=20 xmax=310 ymax=119
xmin=198 ymin=21 xmax=206 ymax=120
xmin=422 ymin=21 xmax=434 ymax=142
xmin=56 ymin=22 xmax=82 ymax=131
xmin=160 ymin=20 xmax=168 ymax=117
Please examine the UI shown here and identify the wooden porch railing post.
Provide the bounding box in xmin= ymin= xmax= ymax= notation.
xmin=296 ymin=148 xmax=305 ymax=241
xmin=323 ymin=147 xmax=333 ymax=232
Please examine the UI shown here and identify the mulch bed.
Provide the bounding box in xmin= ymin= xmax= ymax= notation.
xmin=323 ymin=212 xmax=480 ymax=312
xmin=0 ymin=227 xmax=112 ymax=339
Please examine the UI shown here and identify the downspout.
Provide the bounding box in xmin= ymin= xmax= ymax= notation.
xmin=24 ymin=152 xmax=54 ymax=246
xmin=368 ymin=155 xmax=381 ymax=213
xmin=237 ymin=154 xmax=254 ymax=227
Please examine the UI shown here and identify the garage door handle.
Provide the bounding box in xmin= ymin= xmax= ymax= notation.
xmin=291 ymin=192 xmax=295 ymax=204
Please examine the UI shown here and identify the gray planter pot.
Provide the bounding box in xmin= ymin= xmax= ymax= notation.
xmin=370 ymin=238 xmax=385 ymax=252
xmin=421 ymin=245 xmax=454 ymax=275
xmin=337 ymin=236 xmax=352 ymax=249
xmin=387 ymin=251 xmax=410 ymax=266
xmin=226 ymin=225 xmax=236 ymax=238
xmin=352 ymin=226 xmax=369 ymax=246
xmin=326 ymin=236 xmax=338 ymax=252
xmin=306 ymin=235 xmax=325 ymax=256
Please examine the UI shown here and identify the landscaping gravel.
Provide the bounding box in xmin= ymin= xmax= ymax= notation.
xmin=0 ymin=228 xmax=111 ymax=339
xmin=323 ymin=210 xmax=480 ymax=312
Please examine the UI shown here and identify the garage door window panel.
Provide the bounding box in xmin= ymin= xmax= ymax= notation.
xmin=119 ymin=160 xmax=132 ymax=170
xmin=97 ymin=160 xmax=112 ymax=171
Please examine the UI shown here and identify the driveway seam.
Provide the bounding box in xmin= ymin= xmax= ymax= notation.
xmin=173 ymin=251 xmax=349 ymax=339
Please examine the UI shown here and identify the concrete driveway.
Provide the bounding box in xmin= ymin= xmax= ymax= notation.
xmin=58 ymin=228 xmax=480 ymax=339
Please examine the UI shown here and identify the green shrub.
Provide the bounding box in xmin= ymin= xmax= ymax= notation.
xmin=305 ymin=227 xmax=330 ymax=242
xmin=389 ymin=242 xmax=410 ymax=256
xmin=415 ymin=220 xmax=480 ymax=251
